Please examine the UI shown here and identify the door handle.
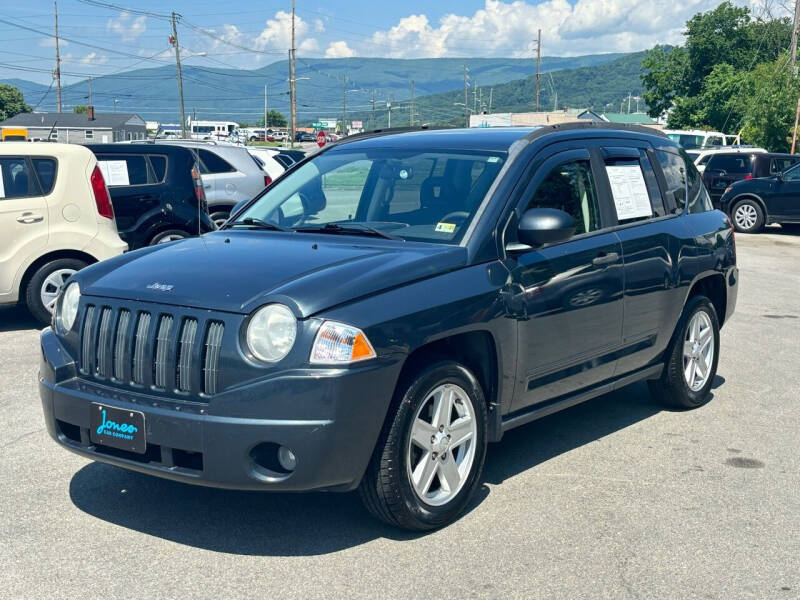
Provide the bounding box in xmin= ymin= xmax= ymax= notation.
xmin=17 ymin=212 xmax=44 ymax=224
xmin=592 ymin=252 xmax=619 ymax=267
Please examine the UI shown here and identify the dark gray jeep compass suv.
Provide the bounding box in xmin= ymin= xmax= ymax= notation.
xmin=40 ymin=124 xmax=737 ymax=530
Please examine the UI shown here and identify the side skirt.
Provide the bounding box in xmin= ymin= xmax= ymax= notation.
xmin=499 ymin=363 xmax=663 ymax=434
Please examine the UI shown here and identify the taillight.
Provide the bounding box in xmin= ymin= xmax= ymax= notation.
xmin=744 ymin=174 xmax=753 ymax=180
xmin=264 ymin=175 xmax=272 ymax=187
xmin=192 ymin=164 xmax=206 ymax=203
xmin=90 ymin=166 xmax=114 ymax=219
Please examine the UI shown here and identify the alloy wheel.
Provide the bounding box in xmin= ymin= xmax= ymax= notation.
xmin=682 ymin=310 xmax=714 ymax=392
xmin=406 ymin=383 xmax=477 ymax=507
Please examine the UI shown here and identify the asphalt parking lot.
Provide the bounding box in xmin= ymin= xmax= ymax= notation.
xmin=1 ymin=227 xmax=799 ymax=599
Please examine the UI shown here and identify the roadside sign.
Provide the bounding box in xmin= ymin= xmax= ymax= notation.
xmin=311 ymin=121 xmax=324 ymax=128
xmin=317 ymin=130 xmax=327 ymax=148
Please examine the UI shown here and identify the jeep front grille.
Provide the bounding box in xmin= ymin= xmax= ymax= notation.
xmin=79 ymin=304 xmax=225 ymax=398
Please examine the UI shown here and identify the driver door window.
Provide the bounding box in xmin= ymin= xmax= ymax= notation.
xmin=525 ymin=159 xmax=601 ymax=235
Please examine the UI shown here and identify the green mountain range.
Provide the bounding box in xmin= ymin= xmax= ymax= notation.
xmin=2 ymin=53 xmax=631 ymax=124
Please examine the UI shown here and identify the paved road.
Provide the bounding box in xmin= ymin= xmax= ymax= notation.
xmin=1 ymin=228 xmax=799 ymax=599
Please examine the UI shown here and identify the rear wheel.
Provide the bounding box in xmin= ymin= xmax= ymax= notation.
xmin=731 ymin=199 xmax=764 ymax=233
xmin=149 ymin=229 xmax=189 ymax=245
xmin=649 ymin=295 xmax=720 ymax=409
xmin=25 ymin=258 xmax=87 ymax=325
xmin=210 ymin=210 xmax=232 ymax=228
xmin=359 ymin=361 xmax=487 ymax=530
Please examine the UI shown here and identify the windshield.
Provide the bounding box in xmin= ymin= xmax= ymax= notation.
xmin=667 ymin=134 xmax=705 ymax=150
xmin=232 ymin=147 xmax=506 ymax=244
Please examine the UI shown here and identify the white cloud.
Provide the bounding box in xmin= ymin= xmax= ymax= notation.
xmin=325 ymin=41 xmax=356 ymax=58
xmin=107 ymin=11 xmax=147 ymax=42
xmin=253 ymin=10 xmax=319 ymax=55
xmin=38 ymin=37 xmax=68 ymax=48
xmin=363 ymin=0 xmax=743 ymax=58
xmin=314 ymin=18 xmax=326 ymax=33
xmin=80 ymin=52 xmax=109 ymax=65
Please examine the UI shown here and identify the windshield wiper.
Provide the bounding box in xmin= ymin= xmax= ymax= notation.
xmin=293 ymin=223 xmax=401 ymax=240
xmin=227 ymin=217 xmax=290 ymax=232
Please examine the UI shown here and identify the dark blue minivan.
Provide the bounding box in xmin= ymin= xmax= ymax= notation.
xmin=40 ymin=124 xmax=737 ymax=530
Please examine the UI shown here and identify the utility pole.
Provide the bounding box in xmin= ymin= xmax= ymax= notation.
xmin=170 ymin=12 xmax=186 ymax=138
xmin=473 ymin=81 xmax=478 ymax=115
xmin=489 ymin=87 xmax=493 ymax=112
xmin=265 ymin=84 xmax=269 ymax=130
xmin=387 ymin=96 xmax=392 ymax=128
xmin=54 ymin=1 xmax=62 ymax=113
xmin=535 ymin=29 xmax=541 ymax=112
xmin=410 ymin=80 xmax=415 ymax=126
xmin=463 ymin=63 xmax=470 ymax=127
xmin=341 ymin=75 xmax=348 ymax=135
xmin=793 ymin=98 xmax=800 ymax=154
xmin=289 ymin=0 xmax=297 ymax=147
xmin=370 ymin=89 xmax=376 ymax=130
xmin=627 ymin=92 xmax=632 ymax=114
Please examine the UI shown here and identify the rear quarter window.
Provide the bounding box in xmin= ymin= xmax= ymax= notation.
xmin=31 ymin=158 xmax=57 ymax=194
xmin=148 ymin=155 xmax=168 ymax=182
xmin=198 ymin=149 xmax=235 ymax=174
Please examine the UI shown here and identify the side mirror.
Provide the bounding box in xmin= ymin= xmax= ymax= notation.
xmin=776 ymin=172 xmax=784 ymax=183
xmin=516 ymin=208 xmax=576 ymax=248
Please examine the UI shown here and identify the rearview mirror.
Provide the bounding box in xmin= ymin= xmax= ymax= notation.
xmin=516 ymin=208 xmax=576 ymax=248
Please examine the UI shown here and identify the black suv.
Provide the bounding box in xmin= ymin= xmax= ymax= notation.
xmin=85 ymin=144 xmax=216 ymax=249
xmin=719 ymin=160 xmax=800 ymax=233
xmin=42 ymin=125 xmax=737 ymax=530
xmin=700 ymin=151 xmax=800 ymax=205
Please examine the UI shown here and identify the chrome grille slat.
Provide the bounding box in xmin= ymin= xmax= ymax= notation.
xmin=153 ymin=315 xmax=174 ymax=389
xmin=203 ymin=322 xmax=224 ymax=396
xmin=177 ymin=319 xmax=198 ymax=392
xmin=80 ymin=306 xmax=96 ymax=374
xmin=132 ymin=312 xmax=151 ymax=385
xmin=95 ymin=307 xmax=113 ymax=378
xmin=113 ymin=310 xmax=130 ymax=380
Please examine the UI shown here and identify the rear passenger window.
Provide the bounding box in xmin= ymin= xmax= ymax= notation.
xmin=96 ymin=154 xmax=149 ymax=186
xmin=526 ymin=159 xmax=601 ymax=235
xmin=655 ymin=149 xmax=686 ymax=211
xmin=148 ymin=155 xmax=167 ymax=182
xmin=198 ymin=149 xmax=235 ymax=174
xmin=0 ymin=157 xmax=39 ymax=199
xmin=32 ymin=158 xmax=57 ymax=194
xmin=684 ymin=153 xmax=713 ymax=214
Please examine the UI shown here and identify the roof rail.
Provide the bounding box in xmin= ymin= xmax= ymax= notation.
xmin=333 ymin=124 xmax=450 ymax=146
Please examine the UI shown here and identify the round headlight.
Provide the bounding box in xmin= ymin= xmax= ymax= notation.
xmin=246 ymin=304 xmax=297 ymax=363
xmin=58 ymin=282 xmax=81 ymax=332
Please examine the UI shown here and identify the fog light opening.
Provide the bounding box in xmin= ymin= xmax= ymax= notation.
xmin=278 ymin=446 xmax=297 ymax=472
xmin=249 ymin=442 xmax=296 ymax=476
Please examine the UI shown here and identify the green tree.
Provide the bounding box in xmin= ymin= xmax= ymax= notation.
xmin=257 ymin=110 xmax=287 ymax=128
xmin=738 ymin=57 xmax=800 ymax=151
xmin=73 ymin=105 xmax=89 ymax=114
xmin=642 ymin=1 xmax=791 ymax=134
xmin=0 ymin=84 xmax=31 ymax=121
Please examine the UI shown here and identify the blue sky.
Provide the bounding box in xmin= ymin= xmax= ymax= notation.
xmin=1 ymin=0 xmax=752 ymax=87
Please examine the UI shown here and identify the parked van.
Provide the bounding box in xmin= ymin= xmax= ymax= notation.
xmin=0 ymin=143 xmax=127 ymax=323
xmin=664 ymin=129 xmax=740 ymax=150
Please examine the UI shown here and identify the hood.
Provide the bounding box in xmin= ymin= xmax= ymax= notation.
xmin=78 ymin=231 xmax=468 ymax=317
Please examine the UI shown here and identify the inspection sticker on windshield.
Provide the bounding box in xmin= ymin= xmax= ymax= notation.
xmin=435 ymin=222 xmax=456 ymax=233
xmin=606 ymin=164 xmax=652 ymax=220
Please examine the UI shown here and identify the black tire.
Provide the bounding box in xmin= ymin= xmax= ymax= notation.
xmin=149 ymin=229 xmax=190 ymax=245
xmin=25 ymin=258 xmax=87 ymax=325
xmin=731 ymin=198 xmax=764 ymax=233
xmin=359 ymin=361 xmax=488 ymax=531
xmin=209 ymin=210 xmax=232 ymax=228
xmin=648 ymin=295 xmax=720 ymax=409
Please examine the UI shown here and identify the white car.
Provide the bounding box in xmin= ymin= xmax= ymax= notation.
xmin=664 ymin=129 xmax=741 ymax=150
xmin=246 ymin=147 xmax=286 ymax=183
xmin=686 ymin=147 xmax=767 ymax=173
xmin=0 ymin=143 xmax=127 ymax=323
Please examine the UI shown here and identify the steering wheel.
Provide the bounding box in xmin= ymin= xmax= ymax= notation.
xmin=439 ymin=211 xmax=470 ymax=224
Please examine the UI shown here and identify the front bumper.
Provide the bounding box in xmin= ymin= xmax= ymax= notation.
xmin=39 ymin=328 xmax=403 ymax=492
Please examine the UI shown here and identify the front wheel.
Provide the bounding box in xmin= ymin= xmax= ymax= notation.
xmin=149 ymin=229 xmax=189 ymax=245
xmin=209 ymin=210 xmax=232 ymax=229
xmin=731 ymin=199 xmax=764 ymax=233
xmin=649 ymin=295 xmax=720 ymax=409
xmin=25 ymin=258 xmax=87 ymax=324
xmin=359 ymin=361 xmax=488 ymax=530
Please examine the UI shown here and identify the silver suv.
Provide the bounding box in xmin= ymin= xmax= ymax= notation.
xmin=145 ymin=140 xmax=268 ymax=226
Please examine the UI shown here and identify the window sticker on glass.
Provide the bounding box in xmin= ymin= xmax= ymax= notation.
xmin=605 ymin=164 xmax=652 ymax=220
xmin=98 ymin=160 xmax=130 ymax=186
xmin=435 ymin=222 xmax=456 ymax=233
